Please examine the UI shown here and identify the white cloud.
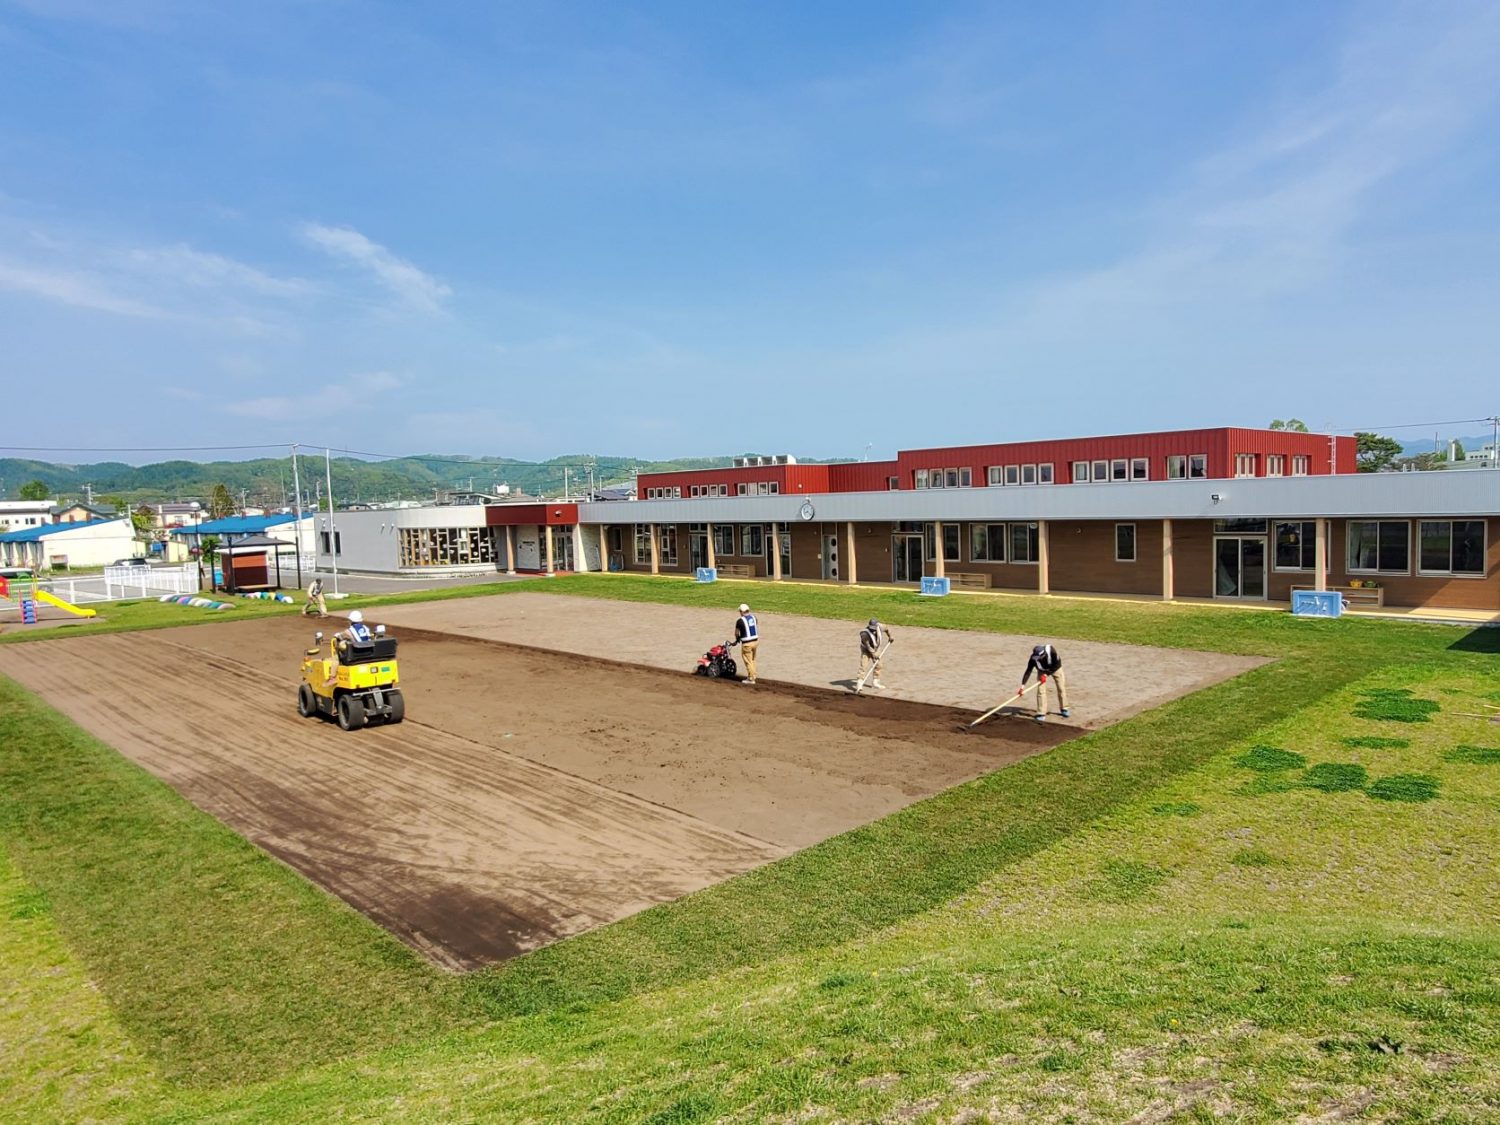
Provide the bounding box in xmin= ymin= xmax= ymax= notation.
xmin=300 ymin=223 xmax=451 ymax=313
xmin=122 ymin=244 xmax=310 ymax=298
xmin=0 ymin=257 xmax=167 ymax=318
xmin=224 ymin=372 xmax=401 ymax=420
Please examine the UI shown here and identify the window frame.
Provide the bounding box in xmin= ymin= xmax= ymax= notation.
xmin=1114 ymin=523 xmax=1137 ymax=563
xmin=1021 ymin=463 xmax=1038 ymax=486
xmin=713 ymin=525 xmax=736 ymax=557
xmin=1417 ymin=520 xmax=1486 ymax=577
xmin=987 ymin=466 xmax=1003 ymax=486
xmin=741 ymin=524 xmax=764 ymax=557
xmin=1234 ymin=453 xmax=1257 ymax=478
xmin=1265 ymin=454 xmax=1285 ymax=477
xmin=1092 ymin=459 xmax=1108 ymax=482
xmin=914 ymin=469 xmax=929 ymax=489
xmin=633 ymin=524 xmax=652 ymax=565
xmin=1130 ymin=457 xmax=1149 ymax=481
xmin=1291 ymin=455 xmax=1310 ymax=476
xmin=1346 ymin=519 xmax=1411 ymax=575
xmin=1273 ymin=520 xmax=1318 ymax=572
xmin=1188 ymin=454 xmax=1208 ymax=479
xmin=969 ymin=522 xmax=1007 ymax=562
xmin=1110 ymin=459 xmax=1128 ymax=481
xmin=1008 ymin=522 xmax=1040 ymax=564
xmin=1004 ymin=465 xmax=1020 ymax=486
xmin=1072 ymin=461 xmax=1090 ymax=483
xmin=924 ymin=522 xmax=961 ymax=562
xmin=1166 ymin=455 xmax=1186 ymax=480
xmin=1038 ymin=462 xmax=1054 ymax=484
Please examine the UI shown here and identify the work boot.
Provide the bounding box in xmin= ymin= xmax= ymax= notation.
xmin=1061 ymin=708 xmax=1071 ymax=718
xmin=872 ymin=680 xmax=885 ymax=689
xmin=1034 ymin=714 xmax=1045 ymax=722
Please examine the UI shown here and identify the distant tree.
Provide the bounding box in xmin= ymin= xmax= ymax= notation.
xmin=1452 ymin=440 xmax=1466 ymax=461
xmin=1355 ymin=432 xmax=1403 ymax=473
xmin=131 ymin=504 xmax=156 ymax=534
xmin=199 ymin=535 xmax=221 ymax=591
xmin=1396 ymin=452 xmax=1440 ymax=472
xmin=18 ymin=479 xmax=49 ymax=501
xmin=1269 ymin=418 xmax=1310 ymax=432
xmin=208 ymin=483 xmax=236 ymax=519
xmin=100 ymin=494 xmax=128 ymax=514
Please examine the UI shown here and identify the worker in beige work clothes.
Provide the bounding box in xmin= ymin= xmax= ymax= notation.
xmin=1020 ymin=643 xmax=1069 ymax=722
xmin=733 ymin=603 xmax=760 ymax=684
xmin=856 ymin=618 xmax=892 ymax=691
xmin=302 ymin=575 xmax=327 ymax=618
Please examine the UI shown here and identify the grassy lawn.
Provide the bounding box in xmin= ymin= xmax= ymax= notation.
xmin=0 ymin=574 xmax=1496 ymax=1118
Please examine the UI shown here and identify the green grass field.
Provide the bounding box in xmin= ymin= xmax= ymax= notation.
xmin=1 ymin=575 xmax=1496 ymax=1120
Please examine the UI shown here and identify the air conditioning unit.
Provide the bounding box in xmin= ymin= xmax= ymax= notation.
xmin=733 ymin=457 xmax=748 ymax=468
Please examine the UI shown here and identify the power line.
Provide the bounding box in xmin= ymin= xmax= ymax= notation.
xmin=0 ymin=443 xmax=293 ymax=453
xmin=1334 ymin=416 xmax=1493 ymax=433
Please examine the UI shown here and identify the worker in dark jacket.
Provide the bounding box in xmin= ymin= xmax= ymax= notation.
xmin=733 ymin=603 xmax=759 ymax=684
xmin=1020 ymin=643 xmax=1069 ymax=722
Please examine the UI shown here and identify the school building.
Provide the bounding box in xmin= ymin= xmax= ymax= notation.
xmin=318 ymin=427 xmax=1499 ymax=613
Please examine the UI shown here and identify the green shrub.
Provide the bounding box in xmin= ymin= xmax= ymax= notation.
xmin=1301 ymin=763 xmax=1369 ymax=793
xmin=1341 ymin=736 xmax=1410 ymax=750
xmin=1235 ymin=745 xmax=1307 ymax=772
xmin=1367 ymin=774 xmax=1440 ymax=803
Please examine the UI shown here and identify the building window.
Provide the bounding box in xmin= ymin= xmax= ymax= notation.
xmin=888 ymin=476 xmax=900 ymax=490
xmin=1418 ymin=520 xmax=1485 ymax=576
xmin=398 ymin=527 xmax=496 ymax=568
xmin=1213 ymin=519 xmax=1269 ymax=534
xmin=769 ymin=481 xmax=780 ymax=494
xmin=1021 ymin=464 xmax=1037 ymax=485
xmin=1166 ymin=455 xmax=1186 ymax=480
xmin=987 ymin=466 xmax=1003 ymax=485
xmin=742 ymin=525 xmax=764 ymax=556
xmin=690 ymin=486 xmax=700 ymax=498
xmin=1291 ymin=455 xmax=1310 ymax=476
xmin=1234 ymin=453 xmax=1257 ymax=477
xmin=737 ymin=483 xmax=748 ymax=496
xmin=320 ymin=530 xmax=342 ymax=556
xmin=712 ymin=525 xmax=735 ymax=556
xmin=924 ymin=523 xmax=960 ymax=562
xmin=1188 ymin=454 xmax=1208 ymax=478
xmin=959 ymin=467 xmax=973 ymax=487
xmin=1348 ymin=520 xmax=1410 ymax=573
xmin=942 ymin=469 xmax=957 ymax=488
xmin=1108 ymin=459 xmax=1127 ymax=481
xmin=658 ymin=526 xmax=678 ymax=565
xmin=930 ymin=470 xmax=945 ymax=489
xmin=1004 ymin=465 xmax=1020 ymax=486
xmin=970 ymin=523 xmax=1008 ymax=562
xmin=1131 ymin=457 xmax=1149 ymax=481
xmin=914 ymin=469 xmax=929 ymax=489
xmin=673 ymin=487 xmax=682 ymax=498
xmin=1274 ymin=521 xmax=1318 ymax=570
xmin=1092 ymin=459 xmax=1108 ymax=482
xmin=634 ymin=524 xmax=652 ymax=564
xmin=1115 ymin=523 xmax=1136 ymax=562
xmin=1072 ymin=461 xmax=1090 ymax=483
xmin=1266 ymin=454 xmax=1285 ymax=477
xmin=1009 ymin=522 xmax=1040 ymax=563
xmin=1038 ymin=463 xmax=1054 ymax=484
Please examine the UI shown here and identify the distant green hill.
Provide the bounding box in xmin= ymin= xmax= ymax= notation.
xmin=0 ymin=452 xmax=852 ymax=509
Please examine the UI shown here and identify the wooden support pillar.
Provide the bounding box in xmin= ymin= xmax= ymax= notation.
xmin=770 ymin=522 xmax=783 ymax=580
xmin=504 ymin=526 xmax=517 ymax=575
xmin=845 ymin=521 xmax=858 ymax=585
xmin=933 ymin=521 xmax=946 ymax=579
xmin=705 ymin=522 xmax=717 ymax=570
xmin=649 ymin=523 xmax=660 ymax=575
xmin=596 ymin=525 xmax=608 ymax=573
xmin=1314 ymin=518 xmax=1328 ymax=592
xmin=544 ymin=525 xmax=555 ymax=574
xmin=1161 ymin=518 xmax=1174 ymax=601
xmin=1037 ymin=520 xmax=1050 ymax=595
xmin=573 ymin=524 xmax=588 ymax=573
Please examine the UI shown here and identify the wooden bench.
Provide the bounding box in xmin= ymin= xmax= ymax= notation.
xmin=717 ymin=563 xmax=755 ymax=578
xmin=946 ymin=571 xmax=992 ymax=589
xmin=1291 ymin=584 xmax=1384 ymax=608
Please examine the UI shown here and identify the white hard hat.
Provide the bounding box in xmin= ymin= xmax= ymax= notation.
xmin=738 ymin=603 xmax=750 ymax=613
xmin=349 ymin=609 xmax=365 ymax=623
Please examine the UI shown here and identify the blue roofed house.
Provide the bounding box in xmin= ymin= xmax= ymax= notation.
xmin=0 ymin=518 xmax=137 ymax=571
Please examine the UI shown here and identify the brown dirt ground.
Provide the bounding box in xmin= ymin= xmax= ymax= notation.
xmin=0 ymin=615 xmax=1075 ymax=970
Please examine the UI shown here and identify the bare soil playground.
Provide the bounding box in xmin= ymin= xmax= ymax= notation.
xmin=0 ymin=593 xmax=1262 ymax=970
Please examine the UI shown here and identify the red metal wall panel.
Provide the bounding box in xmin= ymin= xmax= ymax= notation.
xmin=828 ymin=460 xmax=899 ymax=492
xmin=485 ymin=503 xmax=578 ymax=527
xmin=636 ymin=463 xmax=831 ymax=497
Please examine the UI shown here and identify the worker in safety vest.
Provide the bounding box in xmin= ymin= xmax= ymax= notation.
xmin=1020 ymin=643 xmax=1069 ymax=722
xmin=733 ymin=603 xmax=760 ymax=684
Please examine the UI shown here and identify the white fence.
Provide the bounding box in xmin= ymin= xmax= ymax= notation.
xmin=84 ymin=564 xmax=202 ymax=602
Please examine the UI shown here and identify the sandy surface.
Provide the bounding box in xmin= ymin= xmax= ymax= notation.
xmin=374 ymin=592 xmax=1266 ymax=729
xmin=0 ymin=615 xmax=1070 ymax=969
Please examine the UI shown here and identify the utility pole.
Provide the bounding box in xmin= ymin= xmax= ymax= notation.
xmin=324 ymin=448 xmax=340 ymax=596
xmin=564 ymin=466 xmax=570 ymax=499
xmin=84 ymin=482 xmax=93 ymax=504
xmin=290 ymin=443 xmax=304 ymax=590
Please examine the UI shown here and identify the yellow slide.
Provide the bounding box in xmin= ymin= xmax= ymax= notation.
xmin=35 ymin=589 xmax=98 ymax=618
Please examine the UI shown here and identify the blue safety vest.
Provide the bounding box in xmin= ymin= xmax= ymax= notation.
xmin=348 ymin=621 xmax=373 ymax=643
xmin=739 ymin=613 xmax=758 ymax=641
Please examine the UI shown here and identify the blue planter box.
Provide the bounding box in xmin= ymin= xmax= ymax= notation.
xmin=919 ymin=576 xmax=951 ymax=597
xmin=695 ymin=567 xmax=718 ymax=583
xmin=1291 ymin=590 xmax=1343 ymax=618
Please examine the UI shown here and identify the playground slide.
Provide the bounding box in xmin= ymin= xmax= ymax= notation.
xmin=35 ymin=589 xmax=98 ymax=618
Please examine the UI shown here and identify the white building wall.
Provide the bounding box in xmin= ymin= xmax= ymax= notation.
xmin=32 ymin=520 xmax=137 ymax=569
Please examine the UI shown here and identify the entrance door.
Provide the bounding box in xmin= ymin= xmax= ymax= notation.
xmin=892 ymin=534 xmax=924 ymax=582
xmin=552 ymin=526 xmax=576 ymax=571
xmin=690 ymin=532 xmax=708 ymax=570
xmin=779 ymin=532 xmax=792 ymax=578
xmin=823 ymin=534 xmax=839 ymax=580
xmin=1214 ymin=537 xmax=1266 ymax=599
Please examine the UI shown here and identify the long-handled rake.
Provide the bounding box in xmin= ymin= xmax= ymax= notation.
xmin=852 ymin=641 xmax=894 ymax=695
xmin=961 ymin=677 xmax=1046 ymax=731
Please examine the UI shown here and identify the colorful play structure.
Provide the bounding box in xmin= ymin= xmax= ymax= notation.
xmin=158 ymin=594 xmax=234 ymax=611
xmin=0 ymin=571 xmax=98 ymax=624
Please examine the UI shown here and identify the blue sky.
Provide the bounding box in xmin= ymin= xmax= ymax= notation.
xmin=1 ymin=1 xmax=1496 ymax=462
